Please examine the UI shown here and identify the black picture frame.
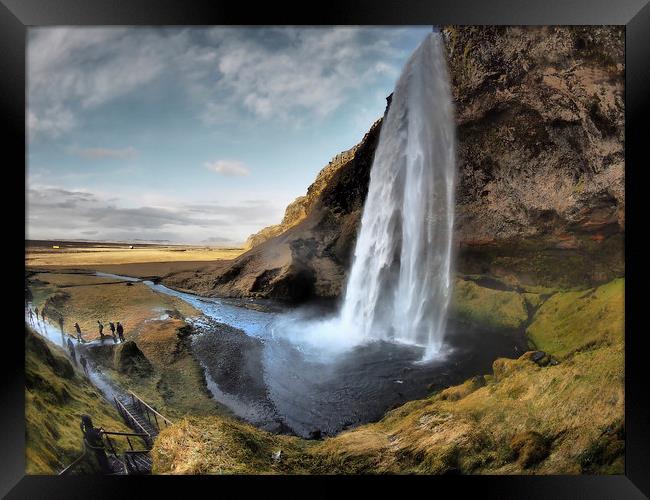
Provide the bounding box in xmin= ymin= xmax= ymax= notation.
xmin=5 ymin=0 xmax=649 ymax=497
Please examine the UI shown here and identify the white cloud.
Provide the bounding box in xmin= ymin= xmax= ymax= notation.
xmin=28 ymin=27 xmax=415 ymax=139
xmin=27 ymin=105 xmax=76 ymax=138
xmin=204 ymin=160 xmax=250 ymax=177
xmin=26 ymin=185 xmax=278 ymax=244
xmin=204 ymin=27 xmax=406 ymax=122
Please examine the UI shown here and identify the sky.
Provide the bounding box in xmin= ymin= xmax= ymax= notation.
xmin=27 ymin=26 xmax=431 ymax=245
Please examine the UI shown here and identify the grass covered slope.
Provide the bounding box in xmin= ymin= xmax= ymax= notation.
xmin=30 ymin=272 xmax=197 ymax=342
xmin=27 ymin=271 xmax=219 ymax=419
xmin=151 ymin=277 xmax=624 ymax=475
xmin=451 ymin=278 xmax=528 ymax=332
xmin=152 ymin=417 xmax=317 ymax=474
xmin=527 ymin=278 xmax=624 ymax=358
xmin=25 ymin=327 xmax=131 ymax=474
xmin=312 ymin=277 xmax=624 ymax=474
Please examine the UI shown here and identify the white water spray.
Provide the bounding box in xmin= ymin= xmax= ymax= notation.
xmin=339 ymin=32 xmax=456 ymax=354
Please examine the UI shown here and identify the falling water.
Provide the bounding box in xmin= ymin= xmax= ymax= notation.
xmin=339 ymin=32 xmax=456 ymax=354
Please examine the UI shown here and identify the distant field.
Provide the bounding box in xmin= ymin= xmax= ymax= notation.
xmin=25 ymin=240 xmax=244 ymax=268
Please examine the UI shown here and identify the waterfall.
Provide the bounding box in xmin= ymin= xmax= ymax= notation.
xmin=339 ymin=32 xmax=456 ymax=354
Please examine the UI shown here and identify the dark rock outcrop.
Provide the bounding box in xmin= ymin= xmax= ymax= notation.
xmin=113 ymin=341 xmax=153 ymax=376
xmin=83 ymin=340 xmax=153 ymax=377
xmin=164 ymin=26 xmax=624 ymax=301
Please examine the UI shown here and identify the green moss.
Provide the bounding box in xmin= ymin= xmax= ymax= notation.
xmin=25 ymin=328 xmax=131 ymax=474
xmin=522 ymin=292 xmax=546 ymax=310
xmin=526 ymin=278 xmax=624 ymax=358
xmin=451 ymin=279 xmax=528 ymax=331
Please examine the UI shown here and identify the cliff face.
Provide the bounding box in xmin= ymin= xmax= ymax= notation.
xmin=164 ymin=26 xmax=624 ymax=301
xmin=243 ymin=146 xmax=359 ymax=251
xmin=163 ymin=119 xmax=382 ymax=300
xmin=446 ymin=26 xmax=624 ymax=244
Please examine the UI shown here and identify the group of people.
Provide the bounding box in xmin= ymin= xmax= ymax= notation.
xmin=95 ymin=320 xmax=125 ymax=344
xmin=71 ymin=320 xmax=125 ymax=344
xmin=27 ymin=306 xmax=46 ymax=325
xmin=28 ymin=304 xmax=128 ymax=378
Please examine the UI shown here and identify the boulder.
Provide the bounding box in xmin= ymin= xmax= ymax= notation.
xmin=113 ymin=341 xmax=153 ymax=377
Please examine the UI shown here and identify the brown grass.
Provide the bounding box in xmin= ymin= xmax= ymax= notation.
xmin=27 ymin=272 xmax=219 ymax=420
xmin=151 ymin=277 xmax=625 ymax=475
xmin=26 ymin=245 xmax=243 ymax=267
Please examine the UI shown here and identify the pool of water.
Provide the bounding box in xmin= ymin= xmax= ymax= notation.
xmin=136 ymin=278 xmax=527 ymax=438
xmin=27 ymin=271 xmax=529 ymax=437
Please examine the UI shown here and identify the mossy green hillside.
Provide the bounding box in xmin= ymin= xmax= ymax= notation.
xmin=25 ymin=328 xmax=131 ymax=474
xmin=526 ymin=278 xmax=624 ymax=358
xmin=152 ymin=277 xmax=624 ymax=475
xmin=451 ymin=278 xmax=528 ymax=332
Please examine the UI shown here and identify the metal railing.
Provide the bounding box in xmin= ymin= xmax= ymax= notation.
xmin=58 ymin=442 xmax=89 ymax=476
xmin=114 ymin=397 xmax=154 ymax=445
xmin=128 ymin=391 xmax=173 ymax=432
xmin=59 ymin=428 xmax=150 ymax=475
xmin=102 ymin=430 xmax=150 ymax=456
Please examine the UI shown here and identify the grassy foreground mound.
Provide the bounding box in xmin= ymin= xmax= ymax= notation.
xmin=25 ymin=327 xmax=131 ymax=474
xmin=151 ymin=277 xmax=624 ymax=475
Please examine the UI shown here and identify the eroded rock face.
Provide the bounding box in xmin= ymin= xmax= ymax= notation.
xmin=243 ymin=146 xmax=359 ymax=251
xmin=445 ymin=26 xmax=624 ymax=244
xmin=164 ymin=26 xmax=624 ymax=301
xmin=162 ymin=119 xmax=383 ymax=301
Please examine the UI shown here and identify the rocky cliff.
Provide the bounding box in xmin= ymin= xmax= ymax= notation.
xmin=163 ymin=26 xmax=624 ymax=301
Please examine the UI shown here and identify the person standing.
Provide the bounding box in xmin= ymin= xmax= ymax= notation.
xmin=97 ymin=320 xmax=105 ymax=342
xmin=74 ymin=322 xmax=84 ymax=343
xmin=116 ymin=322 xmax=124 ymax=343
xmin=108 ymin=321 xmax=116 ymax=342
xmin=80 ymin=415 xmax=110 ymax=473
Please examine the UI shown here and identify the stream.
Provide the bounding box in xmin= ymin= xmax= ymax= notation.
xmin=28 ymin=272 xmax=527 ymax=438
xmin=103 ymin=272 xmax=526 ymax=438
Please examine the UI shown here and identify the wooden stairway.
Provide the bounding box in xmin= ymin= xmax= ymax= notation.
xmin=59 ymin=392 xmax=172 ymax=475
xmin=111 ymin=391 xmax=174 ymax=474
